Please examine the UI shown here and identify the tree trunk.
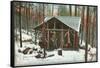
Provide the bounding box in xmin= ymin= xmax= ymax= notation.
xmin=75 ymin=6 xmax=77 ymax=16
xmin=47 ymin=24 xmax=49 ymax=49
xmin=19 ymin=2 xmax=22 ymax=47
xmin=26 ymin=3 xmax=28 ymax=34
xmin=73 ymin=5 xmax=78 ymax=49
xmin=81 ymin=7 xmax=85 ymax=44
xmin=52 ymin=4 xmax=54 ymax=16
xmin=69 ymin=5 xmax=72 ymax=16
xmin=29 ymin=3 xmax=31 ymax=32
xmin=85 ymin=6 xmax=89 ymax=62
xmin=42 ymin=4 xmax=46 ymax=58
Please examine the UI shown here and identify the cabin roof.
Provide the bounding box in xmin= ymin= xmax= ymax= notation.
xmin=34 ymin=16 xmax=81 ymax=32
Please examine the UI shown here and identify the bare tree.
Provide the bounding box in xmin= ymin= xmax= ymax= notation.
xmin=52 ymin=4 xmax=54 ymax=16
xmin=69 ymin=5 xmax=72 ymax=16
xmin=75 ymin=6 xmax=77 ymax=16
xmin=85 ymin=6 xmax=89 ymax=62
xmin=19 ymin=2 xmax=22 ymax=47
xmin=81 ymin=6 xmax=85 ymax=44
xmin=25 ymin=3 xmax=29 ymax=34
xmin=42 ymin=4 xmax=47 ymax=58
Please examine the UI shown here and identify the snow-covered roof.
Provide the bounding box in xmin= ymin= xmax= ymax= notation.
xmin=44 ymin=16 xmax=81 ymax=32
xmin=34 ymin=16 xmax=81 ymax=32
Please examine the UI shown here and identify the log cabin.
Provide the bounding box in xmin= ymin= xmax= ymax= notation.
xmin=34 ymin=16 xmax=81 ymax=50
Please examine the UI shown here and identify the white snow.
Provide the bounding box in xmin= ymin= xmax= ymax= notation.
xmin=79 ymin=40 xmax=97 ymax=61
xmin=14 ymin=31 xmax=97 ymax=66
xmin=17 ymin=33 xmax=32 ymax=41
xmin=15 ymin=49 xmax=85 ymax=66
xmin=15 ymin=39 xmax=86 ymax=66
xmin=87 ymin=47 xmax=96 ymax=61
xmin=79 ymin=40 xmax=85 ymax=47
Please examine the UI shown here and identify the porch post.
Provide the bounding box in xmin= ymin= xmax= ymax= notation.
xmin=58 ymin=24 xmax=63 ymax=56
xmin=61 ymin=24 xmax=64 ymax=48
xmin=74 ymin=31 xmax=78 ymax=48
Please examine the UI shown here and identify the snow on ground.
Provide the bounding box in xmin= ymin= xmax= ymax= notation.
xmin=15 ymin=29 xmax=35 ymax=41
xmin=79 ymin=40 xmax=97 ymax=61
xmin=87 ymin=47 xmax=96 ymax=61
xmin=15 ymin=46 xmax=85 ymax=66
xmin=14 ymin=31 xmax=97 ymax=66
xmin=15 ymin=40 xmax=85 ymax=66
xmin=17 ymin=33 xmax=32 ymax=41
